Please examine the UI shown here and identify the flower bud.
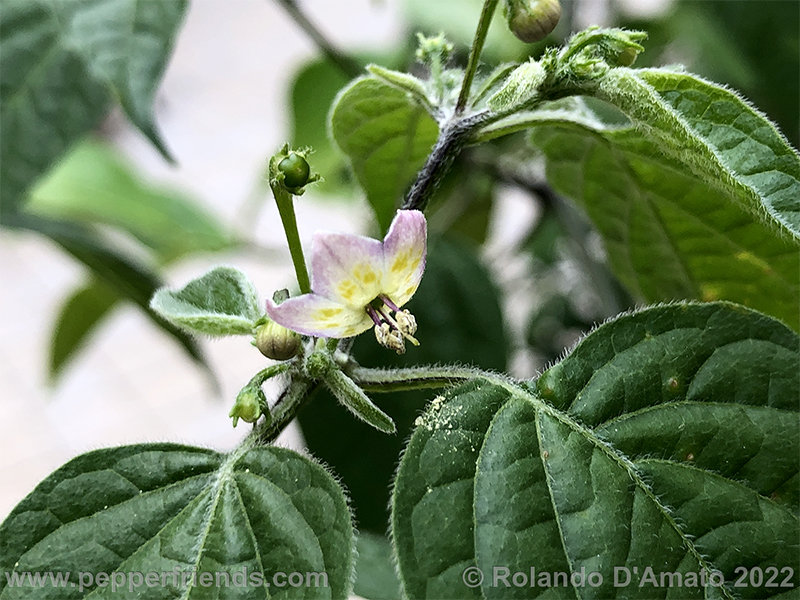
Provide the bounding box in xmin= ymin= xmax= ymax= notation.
xmin=254 ymin=320 xmax=301 ymax=361
xmin=278 ymin=152 xmax=311 ymax=189
xmin=229 ymin=387 xmax=265 ymax=427
xmin=504 ymin=0 xmax=561 ymax=43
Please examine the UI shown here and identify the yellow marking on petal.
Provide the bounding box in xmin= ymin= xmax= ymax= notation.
xmin=313 ymin=307 xmax=344 ymax=322
xmin=351 ymin=262 xmax=378 ymax=285
xmin=337 ymin=280 xmax=357 ymax=303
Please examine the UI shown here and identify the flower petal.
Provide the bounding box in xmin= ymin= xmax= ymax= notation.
xmin=310 ymin=232 xmax=384 ymax=308
xmin=382 ymin=210 xmax=427 ymax=307
xmin=266 ymin=294 xmax=373 ymax=338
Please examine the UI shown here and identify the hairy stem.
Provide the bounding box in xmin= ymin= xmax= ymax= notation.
xmin=348 ymin=364 xmax=487 ymax=393
xmin=274 ymin=0 xmax=362 ymax=78
xmin=456 ymin=0 xmax=501 ymax=113
xmin=252 ymin=376 xmax=316 ymax=444
xmin=402 ymin=111 xmax=490 ymax=211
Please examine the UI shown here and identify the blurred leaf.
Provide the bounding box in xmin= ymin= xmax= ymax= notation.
xmin=290 ymin=58 xmax=352 ymax=194
xmin=16 ymin=214 xmax=209 ymax=375
xmin=0 ymin=0 xmax=186 ymax=221
xmin=151 ymin=267 xmax=262 ymax=337
xmin=0 ymin=443 xmax=356 ymax=599
xmin=427 ymin=157 xmax=495 ymax=244
xmin=330 ymin=76 xmax=439 ymax=231
xmin=27 ymin=140 xmax=234 ymax=263
xmin=49 ymin=280 xmax=118 ymax=383
xmin=298 ymin=237 xmax=508 ymax=533
xmin=354 ymin=533 xmax=403 ymax=600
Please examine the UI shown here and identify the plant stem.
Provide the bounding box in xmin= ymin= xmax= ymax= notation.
xmin=348 ymin=364 xmax=487 ymax=393
xmin=274 ymin=0 xmax=362 ymax=78
xmin=402 ymin=111 xmax=490 ymax=211
xmin=273 ymin=189 xmax=311 ymax=294
xmin=456 ymin=0 xmax=501 ymax=114
xmin=252 ymin=376 xmax=316 ymax=444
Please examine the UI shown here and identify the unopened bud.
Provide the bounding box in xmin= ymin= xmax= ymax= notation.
xmin=229 ymin=387 xmax=264 ymax=427
xmin=504 ymin=0 xmax=561 ymax=43
xmin=255 ymin=320 xmax=301 ymax=361
xmin=415 ymin=32 xmax=454 ymax=65
xmin=278 ymin=152 xmax=311 ymax=189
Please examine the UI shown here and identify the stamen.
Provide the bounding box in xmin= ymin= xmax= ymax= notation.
xmin=366 ymin=305 xmax=384 ymax=327
xmin=394 ymin=309 xmax=417 ymax=335
xmin=376 ymin=306 xmax=419 ymax=346
xmin=380 ymin=295 xmax=400 ymax=312
xmin=374 ymin=322 xmax=405 ymax=353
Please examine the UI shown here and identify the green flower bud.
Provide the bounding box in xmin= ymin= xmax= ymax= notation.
xmin=415 ymin=32 xmax=454 ymax=66
xmin=255 ymin=320 xmax=301 ymax=361
xmin=504 ymin=0 xmax=561 ymax=43
xmin=278 ymin=152 xmax=311 ymax=189
xmin=229 ymin=386 xmax=265 ymax=427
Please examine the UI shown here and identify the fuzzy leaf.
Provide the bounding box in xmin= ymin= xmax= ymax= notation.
xmin=596 ymin=67 xmax=800 ymax=238
xmin=530 ymin=108 xmax=800 ymax=330
xmin=392 ymin=302 xmax=799 ymax=598
xmin=330 ymin=76 xmax=439 ymax=231
xmin=151 ymin=267 xmax=262 ymax=337
xmin=0 ymin=443 xmax=355 ymax=599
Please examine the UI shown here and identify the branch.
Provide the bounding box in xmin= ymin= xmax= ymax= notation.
xmin=274 ymin=0 xmax=362 ymax=78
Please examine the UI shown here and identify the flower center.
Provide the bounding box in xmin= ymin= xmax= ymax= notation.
xmin=366 ymin=295 xmax=418 ymax=354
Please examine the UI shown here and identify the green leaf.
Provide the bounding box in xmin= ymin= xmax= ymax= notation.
xmin=289 ymin=58 xmax=352 ymax=195
xmin=298 ymin=238 xmax=509 ymax=533
xmin=151 ymin=267 xmax=262 ymax=337
xmin=0 ymin=0 xmax=186 ymax=219
xmin=366 ymin=64 xmax=433 ymax=113
xmin=596 ymin=67 xmax=800 ymax=238
xmin=18 ymin=214 xmax=208 ymax=374
xmin=49 ymin=280 xmax=118 ymax=383
xmin=392 ymin=302 xmax=799 ymax=598
xmin=0 ymin=443 xmax=355 ymax=599
xmin=324 ymin=368 xmax=396 ymax=434
xmin=530 ymin=109 xmax=800 ymax=330
xmin=353 ymin=533 xmax=403 ymax=600
xmin=330 ymin=76 xmax=439 ymax=231
xmin=27 ymin=140 xmax=234 ymax=263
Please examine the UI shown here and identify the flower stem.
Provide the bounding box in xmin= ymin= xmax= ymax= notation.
xmin=274 ymin=0 xmax=362 ymax=78
xmin=456 ymin=0 xmax=501 ymax=114
xmin=273 ymin=188 xmax=311 ymax=294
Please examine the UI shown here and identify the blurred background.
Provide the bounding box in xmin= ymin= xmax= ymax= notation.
xmin=1 ymin=0 xmax=797 ymax=555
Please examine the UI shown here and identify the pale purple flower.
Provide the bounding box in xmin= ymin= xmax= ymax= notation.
xmin=266 ymin=210 xmax=427 ymax=353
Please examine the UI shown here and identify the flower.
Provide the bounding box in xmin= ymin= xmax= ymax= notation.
xmin=266 ymin=210 xmax=427 ymax=353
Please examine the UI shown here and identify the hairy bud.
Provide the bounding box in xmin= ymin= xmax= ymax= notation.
xmin=504 ymin=0 xmax=561 ymax=43
xmin=254 ymin=320 xmax=301 ymax=361
xmin=229 ymin=387 xmax=265 ymax=427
